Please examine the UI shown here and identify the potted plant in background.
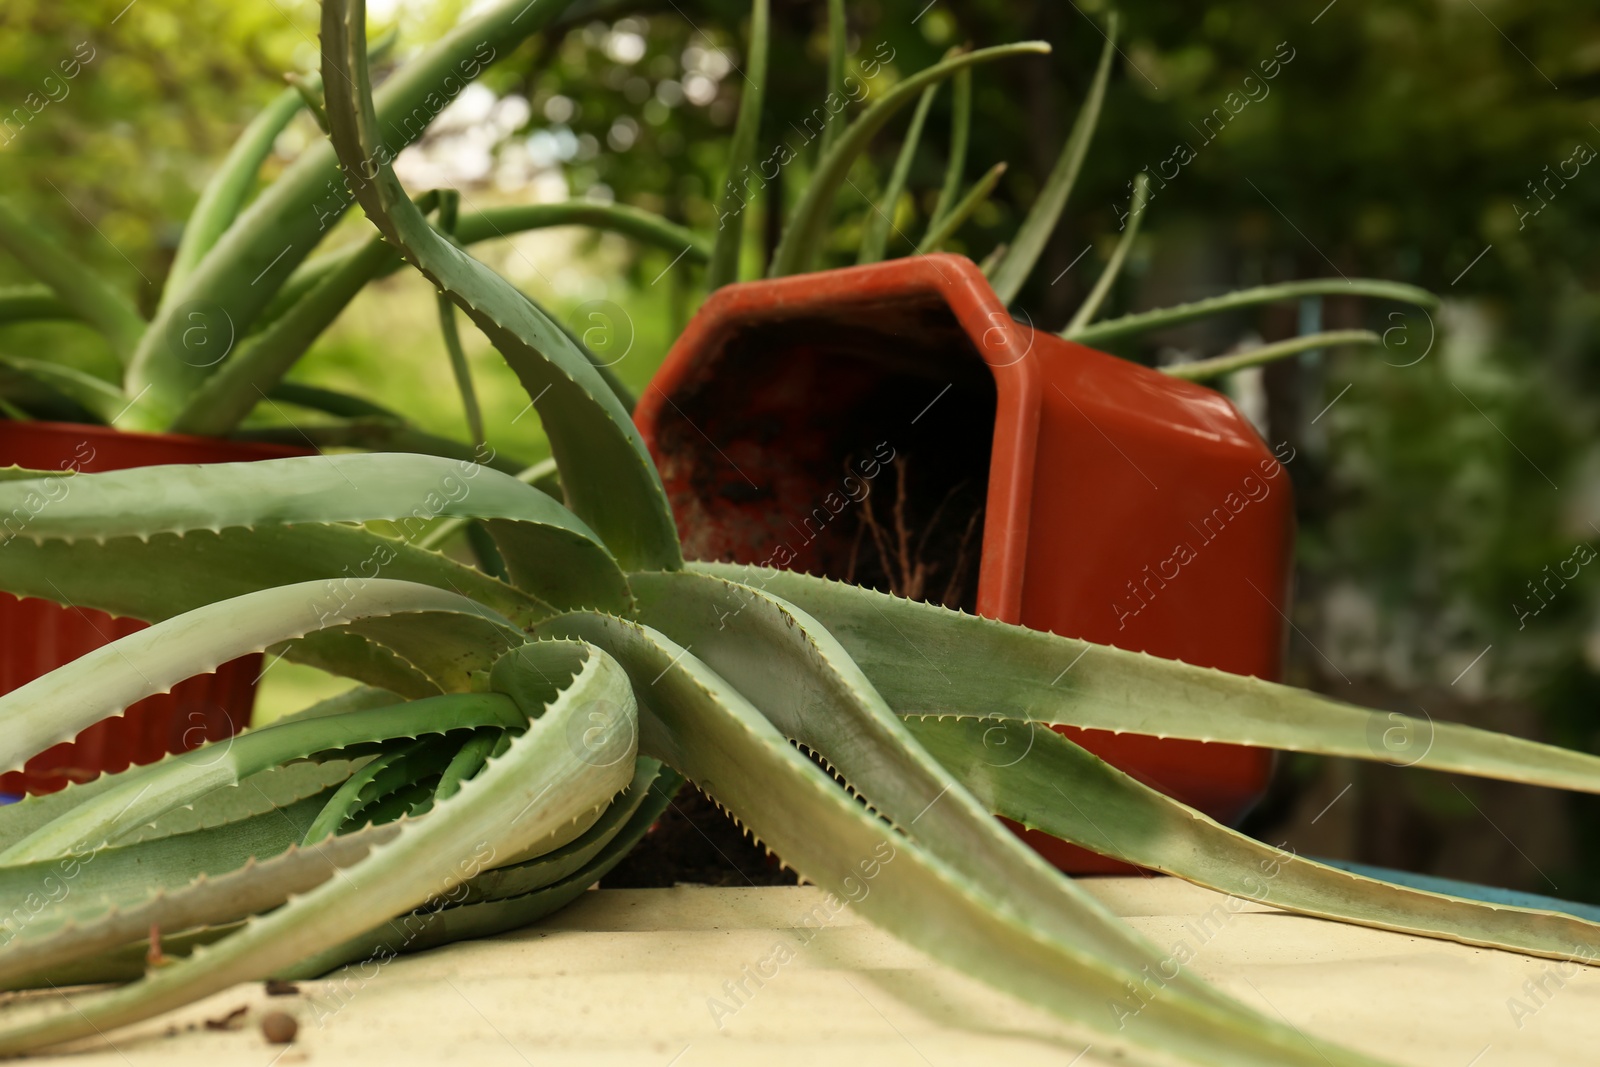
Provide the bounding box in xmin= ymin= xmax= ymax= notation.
xmin=0 ymin=8 xmax=1599 ymax=1063
xmin=626 ymin=3 xmax=1438 ymax=869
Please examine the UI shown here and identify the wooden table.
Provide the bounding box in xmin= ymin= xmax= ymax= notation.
xmin=26 ymin=877 xmax=1600 ymax=1066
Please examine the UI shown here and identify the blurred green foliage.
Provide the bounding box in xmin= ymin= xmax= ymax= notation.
xmin=2 ymin=0 xmax=1599 ymax=893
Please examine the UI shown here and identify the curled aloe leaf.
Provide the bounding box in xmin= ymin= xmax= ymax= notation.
xmin=280 ymin=757 xmax=682 ymax=980
xmin=0 ymin=642 xmax=637 ymax=1055
xmin=11 ymin=690 xmax=497 ymax=862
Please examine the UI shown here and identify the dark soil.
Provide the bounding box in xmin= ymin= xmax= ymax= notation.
xmin=598 ymin=786 xmax=799 ymax=888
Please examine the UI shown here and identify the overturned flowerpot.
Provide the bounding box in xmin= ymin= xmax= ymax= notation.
xmin=0 ymin=420 xmax=309 ymax=795
xmin=634 ymin=254 xmax=1295 ymax=874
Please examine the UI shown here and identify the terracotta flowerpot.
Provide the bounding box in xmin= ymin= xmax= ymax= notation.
xmin=634 ymin=254 xmax=1295 ymax=873
xmin=0 ymin=420 xmax=310 ymax=796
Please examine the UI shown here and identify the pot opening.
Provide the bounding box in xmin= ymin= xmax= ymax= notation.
xmin=652 ymin=294 xmax=997 ymax=612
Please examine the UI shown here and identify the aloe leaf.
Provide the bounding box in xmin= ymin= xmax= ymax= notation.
xmin=817 ymin=0 xmax=848 ymax=162
xmin=167 ymin=233 xmax=399 ymax=435
xmin=978 ymin=239 xmax=1007 ymax=274
xmin=1065 ymin=171 xmax=1150 ymax=332
xmin=268 ymin=202 xmax=710 ymax=319
xmin=122 ymin=0 xmax=578 ymax=428
xmin=164 ymin=87 xmax=307 ymax=296
xmin=0 ymin=357 xmax=125 ymax=423
xmin=0 ymin=364 xmax=100 ymax=424
xmin=924 ymin=66 xmax=972 ymax=238
xmin=909 ymin=715 xmax=1600 ymax=967
xmin=354 ymin=777 xmax=441 ymax=827
xmin=914 ymin=160 xmax=1007 ymax=254
xmin=2 ymin=692 xmax=523 ymax=866
xmin=275 ymin=687 xmax=405 ymax=729
xmin=431 ymin=728 xmax=505 ymax=807
xmin=419 ymin=457 xmax=563 ymax=550
xmin=437 ymin=295 xmax=486 ymax=448
xmin=0 ymin=199 xmax=145 ymax=364
xmin=769 ymin=42 xmax=1051 ymax=278
xmin=279 ymin=757 xmax=681 ymax=979
xmin=537 ymin=611 xmax=1389 ymax=1067
xmin=1063 ymin=277 xmax=1439 ymax=346
xmin=699 ymin=566 xmax=1600 ymax=795
xmin=339 ymin=612 xmax=525 ymax=693
xmin=320 ymin=0 xmax=681 ymax=572
xmin=0 ymin=642 xmax=637 ymax=1055
xmin=0 ymin=791 xmax=342 ymax=962
xmin=630 ymin=570 xmax=1280 ymax=1013
xmin=0 ymin=578 xmax=513 ymax=776
xmin=1164 ymin=329 xmax=1382 ymax=381
xmin=0 ymin=453 xmax=629 ymax=613
xmin=284 ymin=610 xmax=520 ymax=698
xmin=1313 ymin=859 xmax=1600 ymax=923
xmin=430 ymin=189 xmax=488 ymax=447
xmin=118 ymin=761 xmax=364 ymax=846
xmin=167 ymin=24 xmax=401 ymax=302
xmin=988 ymin=13 xmax=1117 ymax=305
xmin=451 ymin=756 xmax=668 ymax=904
xmin=231 ymin=419 xmax=530 ymax=475
xmin=302 ymin=739 xmax=454 ymax=844
xmin=282 ymin=629 xmax=443 ymax=700
xmin=707 ymin=0 xmax=769 ymax=289
xmin=0 ymin=524 xmax=546 ymax=636
xmin=857 ymin=81 xmax=938 ymax=265
xmin=0 ymin=760 xmax=355 ymax=855
xmin=0 ymin=286 xmax=78 ymax=327
xmin=14 ymin=926 xmax=243 ymax=991
xmin=0 ymin=823 xmax=400 ymax=990
xmin=267 ymin=381 xmax=401 ymax=420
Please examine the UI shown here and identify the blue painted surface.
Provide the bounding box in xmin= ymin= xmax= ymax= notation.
xmin=0 ymin=795 xmax=17 ymax=806
xmin=1316 ymin=856 xmax=1600 ymax=925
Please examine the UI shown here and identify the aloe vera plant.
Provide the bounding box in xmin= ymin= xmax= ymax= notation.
xmin=0 ymin=2 xmax=1597 ymax=1063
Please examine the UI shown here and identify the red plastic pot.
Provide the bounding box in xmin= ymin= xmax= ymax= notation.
xmin=0 ymin=420 xmax=309 ymax=795
xmin=634 ymin=254 xmax=1295 ymax=874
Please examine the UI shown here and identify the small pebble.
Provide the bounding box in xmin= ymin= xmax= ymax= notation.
xmin=265 ymin=980 xmax=300 ymax=997
xmin=262 ymin=1012 xmax=298 ymax=1045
